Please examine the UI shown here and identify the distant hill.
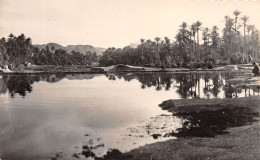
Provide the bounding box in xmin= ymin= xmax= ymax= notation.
xmin=129 ymin=43 xmax=139 ymax=48
xmin=33 ymin=43 xmax=106 ymax=56
xmin=34 ymin=43 xmax=66 ymax=50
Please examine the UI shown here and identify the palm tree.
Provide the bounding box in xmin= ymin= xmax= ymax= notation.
xmin=145 ymin=39 xmax=153 ymax=65
xmin=241 ymin=15 xmax=249 ymax=62
xmin=191 ymin=23 xmax=197 ymax=59
xmin=164 ymin=37 xmax=171 ymax=66
xmin=195 ymin=21 xmax=202 ymax=60
xmin=223 ymin=16 xmax=234 ymax=60
xmin=154 ymin=37 xmax=160 ymax=66
xmin=233 ymin=10 xmax=241 ymax=53
xmin=255 ymin=29 xmax=259 ymax=60
xmin=233 ymin=10 xmax=241 ymax=34
xmin=140 ymin=38 xmax=145 ymax=65
xmin=24 ymin=37 xmax=32 ymax=62
xmin=187 ymin=31 xmax=192 ymax=60
xmin=247 ymin=25 xmax=256 ymax=60
xmin=175 ymin=22 xmax=190 ymax=66
xmin=247 ymin=25 xmax=252 ymax=45
xmin=211 ymin=26 xmax=219 ymax=56
xmin=247 ymin=25 xmax=255 ymax=39
xmin=202 ymin=27 xmax=209 ymax=56
xmin=7 ymin=34 xmax=14 ymax=63
xmin=164 ymin=37 xmax=170 ymax=44
xmin=248 ymin=25 xmax=256 ymax=59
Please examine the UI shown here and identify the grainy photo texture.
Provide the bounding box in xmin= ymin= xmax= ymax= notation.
xmin=0 ymin=0 xmax=260 ymax=159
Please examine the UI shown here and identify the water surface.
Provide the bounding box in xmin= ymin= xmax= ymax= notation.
xmin=0 ymin=72 xmax=259 ymax=159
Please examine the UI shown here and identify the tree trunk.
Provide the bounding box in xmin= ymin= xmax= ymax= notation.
xmin=189 ymin=35 xmax=191 ymax=60
xmin=194 ymin=35 xmax=196 ymax=59
xmin=203 ymin=40 xmax=206 ymax=57
xmin=156 ymin=42 xmax=160 ymax=66
xmin=243 ymin=24 xmax=247 ymax=63
xmin=197 ymin=30 xmax=200 ymax=60
xmin=141 ymin=45 xmax=144 ymax=66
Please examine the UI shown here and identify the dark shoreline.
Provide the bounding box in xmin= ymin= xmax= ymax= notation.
xmin=0 ymin=68 xmax=246 ymax=75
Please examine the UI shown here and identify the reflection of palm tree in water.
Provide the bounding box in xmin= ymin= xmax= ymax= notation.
xmin=1 ymin=74 xmax=66 ymax=97
xmin=112 ymin=73 xmax=206 ymax=98
xmin=175 ymin=74 xmax=194 ymax=98
xmin=188 ymin=74 xmax=198 ymax=98
xmin=211 ymin=74 xmax=222 ymax=97
xmin=155 ymin=77 xmax=162 ymax=91
xmin=129 ymin=73 xmax=174 ymax=90
xmin=0 ymin=76 xmax=8 ymax=94
xmin=4 ymin=75 xmax=33 ymax=97
xmin=203 ymin=74 xmax=212 ymax=98
xmin=164 ymin=76 xmax=172 ymax=91
xmin=110 ymin=73 xmax=251 ymax=99
xmin=194 ymin=73 xmax=201 ymax=98
xmin=107 ymin=74 xmax=116 ymax=80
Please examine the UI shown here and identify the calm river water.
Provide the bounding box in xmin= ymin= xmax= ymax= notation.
xmin=0 ymin=72 xmax=258 ymax=159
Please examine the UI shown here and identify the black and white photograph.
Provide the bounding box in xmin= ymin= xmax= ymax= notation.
xmin=0 ymin=0 xmax=260 ymax=159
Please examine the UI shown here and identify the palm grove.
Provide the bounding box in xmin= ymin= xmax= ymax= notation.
xmin=99 ymin=10 xmax=259 ymax=67
xmin=0 ymin=34 xmax=99 ymax=67
xmin=0 ymin=10 xmax=259 ymax=68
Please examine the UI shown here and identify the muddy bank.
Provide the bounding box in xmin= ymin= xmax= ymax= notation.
xmin=159 ymin=96 xmax=260 ymax=113
xmin=127 ymin=120 xmax=259 ymax=160
xmin=121 ymin=96 xmax=260 ymax=160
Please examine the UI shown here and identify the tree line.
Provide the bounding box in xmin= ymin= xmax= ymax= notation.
xmin=0 ymin=10 xmax=259 ymax=68
xmin=0 ymin=34 xmax=99 ymax=67
xmin=99 ymin=10 xmax=260 ymax=67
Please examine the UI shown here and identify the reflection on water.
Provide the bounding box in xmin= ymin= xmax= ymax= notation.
xmin=0 ymin=72 xmax=259 ymax=159
xmin=109 ymin=72 xmax=260 ymax=98
xmin=1 ymin=72 xmax=259 ymax=99
xmin=0 ymin=74 xmax=97 ymax=98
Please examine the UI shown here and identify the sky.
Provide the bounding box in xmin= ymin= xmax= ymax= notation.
xmin=0 ymin=0 xmax=260 ymax=48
